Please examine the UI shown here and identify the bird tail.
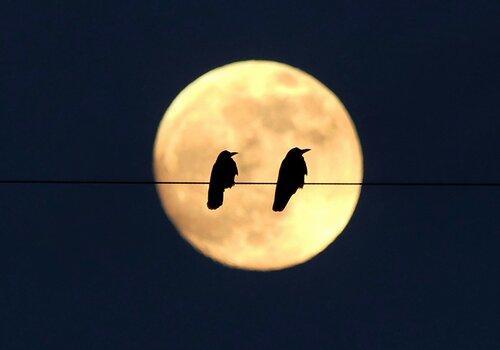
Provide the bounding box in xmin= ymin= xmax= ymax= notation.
xmin=207 ymin=185 xmax=224 ymax=210
xmin=272 ymin=195 xmax=290 ymax=212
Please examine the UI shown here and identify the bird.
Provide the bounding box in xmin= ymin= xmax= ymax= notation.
xmin=272 ymin=147 xmax=310 ymax=212
xmin=207 ymin=150 xmax=239 ymax=210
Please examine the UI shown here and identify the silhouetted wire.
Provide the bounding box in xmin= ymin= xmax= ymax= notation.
xmin=0 ymin=180 xmax=498 ymax=186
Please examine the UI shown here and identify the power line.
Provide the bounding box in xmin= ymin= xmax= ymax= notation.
xmin=0 ymin=180 xmax=498 ymax=186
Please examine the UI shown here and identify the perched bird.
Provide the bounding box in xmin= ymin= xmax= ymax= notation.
xmin=207 ymin=150 xmax=239 ymax=210
xmin=272 ymin=147 xmax=310 ymax=212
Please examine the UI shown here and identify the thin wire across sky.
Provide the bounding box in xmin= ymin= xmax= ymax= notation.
xmin=0 ymin=180 xmax=498 ymax=186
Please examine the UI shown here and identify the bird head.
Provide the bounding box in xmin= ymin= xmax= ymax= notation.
xmin=289 ymin=147 xmax=311 ymax=156
xmin=219 ymin=150 xmax=238 ymax=158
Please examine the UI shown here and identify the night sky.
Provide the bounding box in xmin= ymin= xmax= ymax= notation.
xmin=2 ymin=2 xmax=499 ymax=349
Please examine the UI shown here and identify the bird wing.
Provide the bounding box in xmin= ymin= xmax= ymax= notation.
xmin=273 ymin=161 xmax=299 ymax=211
xmin=301 ymin=157 xmax=308 ymax=176
xmin=230 ymin=158 xmax=238 ymax=176
xmin=207 ymin=162 xmax=224 ymax=209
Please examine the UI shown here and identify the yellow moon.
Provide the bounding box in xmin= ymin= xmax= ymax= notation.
xmin=154 ymin=60 xmax=363 ymax=271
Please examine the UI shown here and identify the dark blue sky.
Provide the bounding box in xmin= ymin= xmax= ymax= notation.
xmin=2 ymin=1 xmax=499 ymax=349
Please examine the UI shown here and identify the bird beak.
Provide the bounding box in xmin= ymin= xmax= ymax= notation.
xmin=229 ymin=152 xmax=238 ymax=156
xmin=300 ymin=148 xmax=311 ymax=154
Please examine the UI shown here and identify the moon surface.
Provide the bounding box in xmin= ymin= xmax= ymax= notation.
xmin=154 ymin=60 xmax=363 ymax=270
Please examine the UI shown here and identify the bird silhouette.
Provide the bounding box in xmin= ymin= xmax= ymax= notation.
xmin=207 ymin=150 xmax=239 ymax=210
xmin=272 ymin=147 xmax=310 ymax=212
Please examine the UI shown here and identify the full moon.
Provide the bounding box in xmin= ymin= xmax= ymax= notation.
xmin=154 ymin=60 xmax=363 ymax=270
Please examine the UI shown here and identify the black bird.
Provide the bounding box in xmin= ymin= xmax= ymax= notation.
xmin=272 ymin=147 xmax=310 ymax=212
xmin=207 ymin=150 xmax=239 ymax=210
